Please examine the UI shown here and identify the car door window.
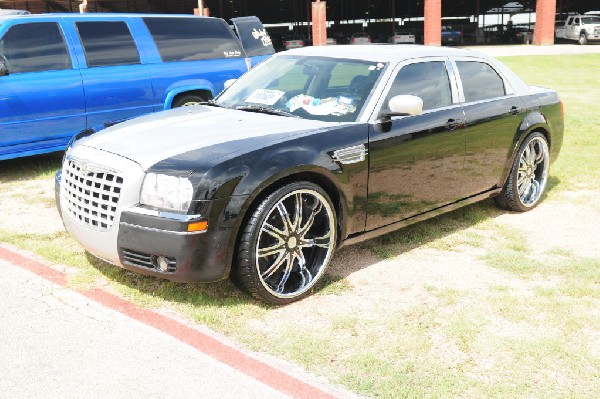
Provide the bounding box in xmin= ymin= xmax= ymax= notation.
xmin=456 ymin=61 xmax=505 ymax=103
xmin=76 ymin=21 xmax=140 ymax=67
xmin=0 ymin=22 xmax=71 ymax=73
xmin=386 ymin=61 xmax=452 ymax=111
xmin=143 ymin=17 xmax=244 ymax=62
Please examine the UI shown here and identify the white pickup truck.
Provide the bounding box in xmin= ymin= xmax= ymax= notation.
xmin=555 ymin=15 xmax=600 ymax=45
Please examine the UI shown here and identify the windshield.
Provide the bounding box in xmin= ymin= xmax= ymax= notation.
xmin=216 ymin=55 xmax=386 ymax=122
xmin=582 ymin=17 xmax=600 ymax=24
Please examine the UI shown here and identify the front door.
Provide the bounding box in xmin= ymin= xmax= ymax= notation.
xmin=367 ymin=60 xmax=467 ymax=230
xmin=0 ymin=22 xmax=85 ymax=159
xmin=71 ymin=20 xmax=154 ymax=129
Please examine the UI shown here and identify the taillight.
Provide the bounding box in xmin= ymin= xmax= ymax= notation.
xmin=352 ymin=38 xmax=356 ymax=43
xmin=299 ymin=41 xmax=304 ymax=46
xmin=284 ymin=41 xmax=290 ymax=46
xmin=368 ymin=38 xmax=371 ymax=43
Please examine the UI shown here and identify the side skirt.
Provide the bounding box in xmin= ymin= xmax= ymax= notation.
xmin=341 ymin=188 xmax=501 ymax=247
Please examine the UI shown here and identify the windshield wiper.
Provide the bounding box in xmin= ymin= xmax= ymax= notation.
xmin=204 ymin=100 xmax=226 ymax=108
xmin=236 ymin=105 xmax=297 ymax=118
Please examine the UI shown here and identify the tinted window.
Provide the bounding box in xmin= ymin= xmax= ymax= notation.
xmin=143 ymin=17 xmax=244 ymax=62
xmin=457 ymin=61 xmax=505 ymax=102
xmin=387 ymin=61 xmax=452 ymax=111
xmin=77 ymin=22 xmax=140 ymax=67
xmin=231 ymin=17 xmax=274 ymax=57
xmin=0 ymin=22 xmax=70 ymax=73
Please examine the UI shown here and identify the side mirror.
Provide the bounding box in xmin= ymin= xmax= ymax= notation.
xmin=386 ymin=95 xmax=423 ymax=117
xmin=0 ymin=55 xmax=9 ymax=77
xmin=224 ymin=79 xmax=237 ymax=89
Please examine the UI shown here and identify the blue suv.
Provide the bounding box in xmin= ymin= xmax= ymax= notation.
xmin=0 ymin=13 xmax=274 ymax=160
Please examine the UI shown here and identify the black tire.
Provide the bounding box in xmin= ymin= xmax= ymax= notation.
xmin=234 ymin=181 xmax=337 ymax=305
xmin=494 ymin=132 xmax=550 ymax=212
xmin=578 ymin=33 xmax=588 ymax=45
xmin=172 ymin=94 xmax=205 ymax=108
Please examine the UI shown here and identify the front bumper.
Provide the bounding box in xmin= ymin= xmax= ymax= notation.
xmin=56 ymin=150 xmax=245 ymax=283
xmin=116 ymin=203 xmax=233 ymax=282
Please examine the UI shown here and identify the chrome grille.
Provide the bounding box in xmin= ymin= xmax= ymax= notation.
xmin=62 ymin=157 xmax=123 ymax=231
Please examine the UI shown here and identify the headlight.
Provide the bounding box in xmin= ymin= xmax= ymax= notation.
xmin=140 ymin=173 xmax=194 ymax=212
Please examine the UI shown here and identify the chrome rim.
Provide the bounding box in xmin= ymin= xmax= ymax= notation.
xmin=180 ymin=101 xmax=199 ymax=107
xmin=517 ymin=136 xmax=549 ymax=207
xmin=255 ymin=189 xmax=335 ymax=298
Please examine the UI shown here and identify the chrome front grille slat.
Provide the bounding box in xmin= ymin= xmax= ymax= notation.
xmin=62 ymin=157 xmax=124 ymax=231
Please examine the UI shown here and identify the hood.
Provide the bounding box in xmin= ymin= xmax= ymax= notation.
xmin=78 ymin=106 xmax=333 ymax=171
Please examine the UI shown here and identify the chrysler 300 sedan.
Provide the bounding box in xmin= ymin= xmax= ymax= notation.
xmin=56 ymin=45 xmax=563 ymax=304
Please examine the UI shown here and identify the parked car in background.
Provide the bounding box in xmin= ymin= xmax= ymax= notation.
xmin=268 ymin=32 xmax=286 ymax=52
xmin=0 ymin=13 xmax=274 ymax=161
xmin=284 ymin=35 xmax=305 ymax=49
xmin=326 ymin=37 xmax=337 ymax=45
xmin=555 ymin=15 xmax=600 ymax=44
xmin=0 ymin=9 xmax=29 ymax=15
xmin=388 ymin=30 xmax=416 ymax=44
xmin=350 ymin=32 xmax=371 ymax=44
xmin=442 ymin=25 xmax=463 ymax=45
xmin=57 ymin=45 xmax=563 ymax=305
xmin=508 ymin=24 xmax=534 ymax=44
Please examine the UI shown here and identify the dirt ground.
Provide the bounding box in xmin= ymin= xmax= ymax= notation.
xmin=2 ymin=175 xmax=598 ymax=308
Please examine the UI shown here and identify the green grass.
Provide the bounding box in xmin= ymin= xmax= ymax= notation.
xmin=0 ymin=152 xmax=62 ymax=182
xmin=499 ymin=54 xmax=600 ymax=191
xmin=1 ymin=54 xmax=599 ymax=398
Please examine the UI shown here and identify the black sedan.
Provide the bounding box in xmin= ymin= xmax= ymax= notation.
xmin=56 ymin=45 xmax=564 ymax=304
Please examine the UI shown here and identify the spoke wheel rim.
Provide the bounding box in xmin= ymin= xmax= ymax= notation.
xmin=255 ymin=189 xmax=335 ymax=299
xmin=517 ymin=136 xmax=549 ymax=207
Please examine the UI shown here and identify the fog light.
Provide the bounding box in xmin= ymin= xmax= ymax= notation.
xmin=156 ymin=256 xmax=169 ymax=272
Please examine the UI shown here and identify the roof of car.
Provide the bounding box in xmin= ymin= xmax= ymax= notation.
xmin=284 ymin=44 xmax=488 ymax=63
xmin=0 ymin=13 xmax=216 ymax=22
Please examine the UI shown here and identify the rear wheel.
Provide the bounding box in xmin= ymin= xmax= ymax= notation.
xmin=578 ymin=33 xmax=588 ymax=45
xmin=494 ymin=132 xmax=550 ymax=212
xmin=172 ymin=94 xmax=206 ymax=108
xmin=235 ymin=182 xmax=336 ymax=305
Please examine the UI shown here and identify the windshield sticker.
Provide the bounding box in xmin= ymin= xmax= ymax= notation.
xmin=252 ymin=28 xmax=273 ymax=46
xmin=369 ymin=63 xmax=386 ymax=71
xmin=224 ymin=50 xmax=242 ymax=58
xmin=245 ymin=89 xmax=286 ymax=106
xmin=286 ymin=95 xmax=357 ymax=116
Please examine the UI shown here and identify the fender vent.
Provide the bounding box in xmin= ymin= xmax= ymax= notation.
xmin=331 ymin=144 xmax=368 ymax=165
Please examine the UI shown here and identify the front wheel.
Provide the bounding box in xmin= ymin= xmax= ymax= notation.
xmin=494 ymin=132 xmax=550 ymax=212
xmin=578 ymin=33 xmax=588 ymax=45
xmin=172 ymin=94 xmax=206 ymax=108
xmin=235 ymin=182 xmax=337 ymax=305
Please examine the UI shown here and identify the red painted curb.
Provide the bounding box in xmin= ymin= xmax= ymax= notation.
xmin=0 ymin=245 xmax=336 ymax=399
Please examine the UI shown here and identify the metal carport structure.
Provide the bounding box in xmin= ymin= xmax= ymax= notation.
xmin=1 ymin=0 xmax=598 ymax=45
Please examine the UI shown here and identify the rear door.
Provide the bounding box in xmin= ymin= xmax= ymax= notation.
xmin=142 ymin=16 xmax=248 ymax=107
xmin=453 ymin=59 xmax=526 ymax=194
xmin=68 ymin=18 xmax=154 ymax=129
xmin=0 ymin=20 xmax=85 ymax=159
xmin=231 ymin=16 xmax=275 ymax=67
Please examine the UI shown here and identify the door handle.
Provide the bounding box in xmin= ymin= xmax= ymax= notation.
xmin=509 ymin=106 xmax=520 ymax=115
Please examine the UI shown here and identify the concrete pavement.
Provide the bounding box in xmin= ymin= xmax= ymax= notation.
xmin=0 ymin=246 xmax=355 ymax=399
xmin=0 ymin=257 xmax=290 ymax=398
